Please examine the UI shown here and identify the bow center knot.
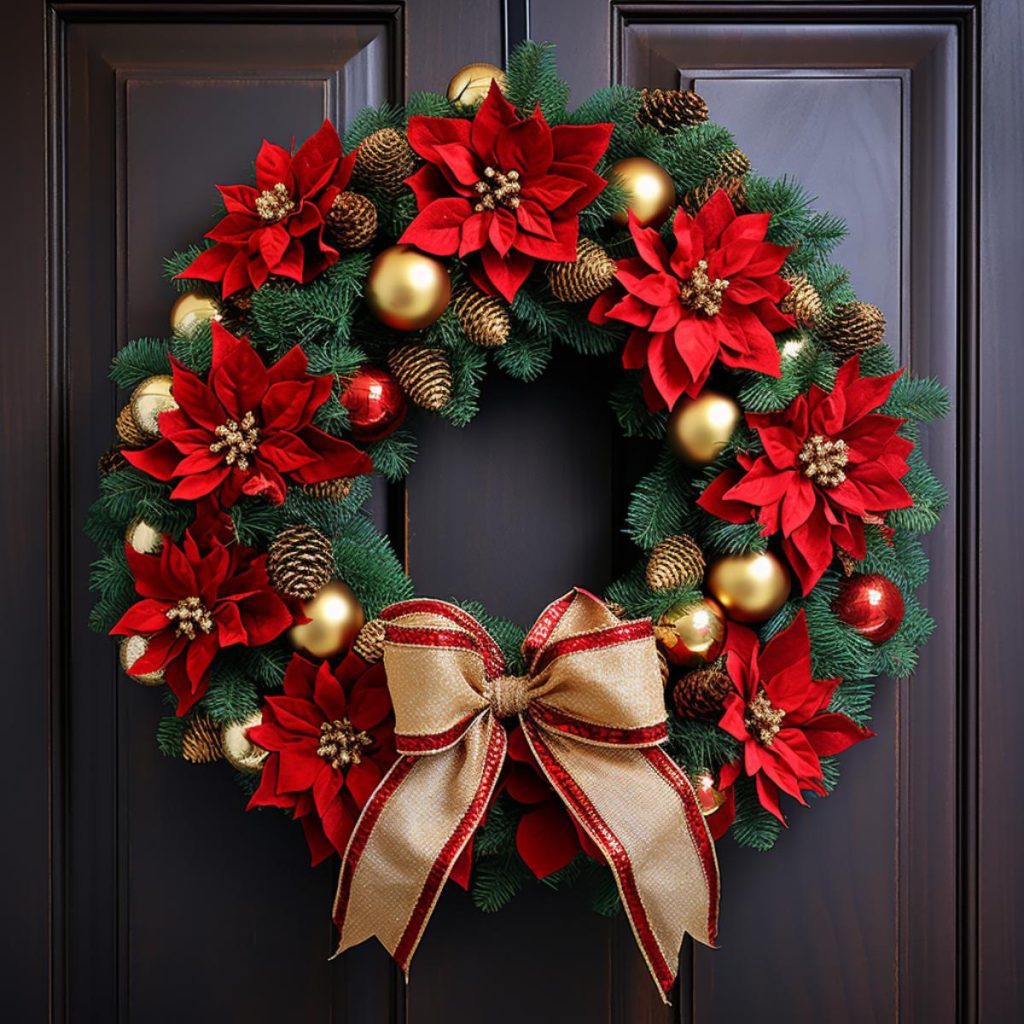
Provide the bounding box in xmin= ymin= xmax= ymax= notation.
xmin=487 ymin=674 xmax=531 ymax=718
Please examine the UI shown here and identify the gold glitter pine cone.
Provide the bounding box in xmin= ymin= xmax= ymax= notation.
xmin=301 ymin=477 xmax=353 ymax=501
xmin=819 ymin=301 xmax=886 ymax=356
xmin=353 ymin=127 xmax=417 ymax=197
xmin=682 ymin=148 xmax=750 ymax=215
xmin=115 ymin=404 xmax=149 ymax=447
xmin=387 ymin=344 xmax=453 ymax=411
xmin=452 ymin=284 xmax=511 ymax=347
xmin=672 ymin=662 xmax=733 ymax=718
xmin=353 ymin=618 xmax=387 ymax=663
xmin=780 ymin=274 xmax=823 ymax=326
xmin=645 ymin=534 xmax=706 ymax=592
xmin=547 ymin=238 xmax=618 ymax=303
xmin=326 ymin=191 xmax=378 ymax=251
xmin=181 ymin=713 xmax=224 ymax=764
xmin=266 ymin=524 xmax=335 ymax=601
xmin=637 ymin=88 xmax=709 ymax=133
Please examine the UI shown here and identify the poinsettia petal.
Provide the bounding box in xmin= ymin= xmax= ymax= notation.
xmin=399 ymin=198 xmax=472 ymax=255
xmin=476 ymin=247 xmax=535 ymax=303
xmin=693 ymin=189 xmax=736 ymax=246
xmin=549 ymin=122 xmax=613 ymax=168
xmin=110 ymin=598 xmax=172 ymax=635
xmin=345 ymin=758 xmax=384 ymax=807
xmin=697 ymin=468 xmax=752 ymax=524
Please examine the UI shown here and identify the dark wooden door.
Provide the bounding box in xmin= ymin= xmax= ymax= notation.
xmin=4 ymin=1 xmax=1021 ymax=1022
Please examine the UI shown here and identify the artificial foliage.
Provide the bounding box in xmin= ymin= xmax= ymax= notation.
xmin=87 ymin=42 xmax=948 ymax=928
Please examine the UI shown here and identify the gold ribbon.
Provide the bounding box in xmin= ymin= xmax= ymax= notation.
xmin=332 ymin=589 xmax=719 ymax=1000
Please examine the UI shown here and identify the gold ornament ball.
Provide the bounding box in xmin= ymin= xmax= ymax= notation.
xmin=446 ymin=62 xmax=507 ymax=110
xmin=119 ymin=635 xmax=165 ymax=686
xmin=221 ymin=711 xmax=269 ymax=773
xmin=130 ymin=375 xmax=177 ymax=437
xmin=707 ymin=551 xmax=792 ymax=624
xmin=655 ymin=597 xmax=726 ymax=670
xmin=289 ymin=581 xmax=366 ymax=659
xmin=366 ymin=245 xmax=452 ymax=331
xmin=125 ymin=517 xmax=163 ymax=554
xmin=610 ymin=157 xmax=676 ymax=228
xmin=170 ymin=290 xmax=220 ymax=333
xmin=668 ymin=391 xmax=741 ymax=465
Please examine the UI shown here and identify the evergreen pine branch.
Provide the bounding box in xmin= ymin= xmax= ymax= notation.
xmin=331 ymin=516 xmax=413 ymax=617
xmin=156 ymin=716 xmax=187 ymax=757
xmin=365 ymin=429 xmax=418 ymax=481
xmin=609 ymin=374 xmax=667 ymax=439
xmin=200 ymin=660 xmax=261 ymax=724
xmin=110 ymin=338 xmax=173 ymax=388
xmin=493 ymin=328 xmax=552 ymax=382
xmin=624 ymin=448 xmax=694 ymax=548
xmin=342 ymin=103 xmax=405 ymax=150
xmin=884 ymin=374 xmax=951 ymax=421
xmin=405 ymin=92 xmax=457 ymax=119
xmin=730 ymin=776 xmax=783 ymax=851
xmin=504 ymin=41 xmax=570 ymax=122
xmin=666 ymin=716 xmax=741 ymax=774
xmin=438 ymin=336 xmax=488 ymax=427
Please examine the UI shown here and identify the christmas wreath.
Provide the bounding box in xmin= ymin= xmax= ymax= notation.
xmin=86 ymin=44 xmax=949 ymax=998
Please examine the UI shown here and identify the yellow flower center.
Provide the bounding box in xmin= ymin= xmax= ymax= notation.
xmin=473 ymin=166 xmax=522 ymax=212
xmin=680 ymin=259 xmax=730 ymax=317
xmin=254 ymin=181 xmax=295 ymax=222
xmin=165 ymin=596 xmax=215 ymax=640
xmin=209 ymin=411 xmax=260 ymax=471
xmin=746 ymin=689 xmax=786 ymax=746
xmin=317 ymin=718 xmax=374 ymax=769
xmin=799 ymin=434 xmax=849 ymax=489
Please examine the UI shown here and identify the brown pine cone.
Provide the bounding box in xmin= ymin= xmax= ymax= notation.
xmin=547 ymin=238 xmax=618 ymax=303
xmin=326 ymin=191 xmax=378 ymax=251
xmin=387 ymin=344 xmax=453 ymax=411
xmin=98 ymin=446 xmax=128 ymax=477
xmin=780 ymin=274 xmax=823 ymax=326
xmin=672 ymin=663 xmax=733 ymax=718
xmin=353 ymin=127 xmax=417 ymax=196
xmin=266 ymin=524 xmax=334 ymax=600
xmin=819 ymin=301 xmax=886 ymax=356
xmin=353 ymin=619 xmax=387 ymax=663
xmin=682 ymin=149 xmax=750 ymax=215
xmin=637 ymin=88 xmax=709 ymax=133
xmin=115 ymin=404 xmax=148 ymax=447
xmin=452 ymin=284 xmax=510 ymax=347
xmin=301 ymin=478 xmax=354 ymax=501
xmin=645 ymin=534 xmax=705 ymax=592
xmin=181 ymin=713 xmax=224 ymax=764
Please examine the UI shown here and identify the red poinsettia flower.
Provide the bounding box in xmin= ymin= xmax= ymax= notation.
xmin=247 ymin=652 xmax=396 ymax=866
xmin=716 ymin=610 xmax=871 ymax=823
xmin=111 ymin=511 xmax=294 ymax=716
xmin=698 ymin=355 xmax=914 ymax=592
xmin=179 ymin=120 xmax=358 ymax=296
xmin=502 ymin=724 xmax=602 ymax=878
xmin=400 ymin=82 xmax=612 ymax=302
xmin=589 ymin=191 xmax=794 ymax=410
xmin=124 ymin=323 xmax=372 ymax=506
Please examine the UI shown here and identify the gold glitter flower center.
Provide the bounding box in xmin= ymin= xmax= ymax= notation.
xmin=473 ymin=166 xmax=522 ymax=212
xmin=209 ymin=411 xmax=260 ymax=471
xmin=799 ymin=434 xmax=849 ymax=489
xmin=255 ymin=181 xmax=296 ymax=222
xmin=680 ymin=259 xmax=729 ymax=317
xmin=317 ymin=718 xmax=373 ymax=769
xmin=745 ymin=689 xmax=786 ymax=746
xmin=166 ymin=596 xmax=215 ymax=640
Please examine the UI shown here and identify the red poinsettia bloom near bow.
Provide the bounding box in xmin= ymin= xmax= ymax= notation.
xmin=179 ymin=120 xmax=357 ymax=296
xmin=111 ymin=510 xmax=294 ymax=716
xmin=589 ymin=190 xmax=794 ymax=411
xmin=124 ymin=323 xmax=372 ymax=506
xmin=247 ymin=652 xmax=396 ymax=865
xmin=717 ymin=610 xmax=871 ymax=823
xmin=400 ymin=81 xmax=612 ymax=302
xmin=697 ymin=355 xmax=914 ymax=592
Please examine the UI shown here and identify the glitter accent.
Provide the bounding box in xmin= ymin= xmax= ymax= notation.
xmin=679 ymin=259 xmax=729 ymax=316
xmin=745 ymin=689 xmax=786 ymax=746
xmin=799 ymin=434 xmax=849 ymax=489
xmin=317 ymin=718 xmax=374 ymax=769
xmin=209 ymin=410 xmax=260 ymax=470
xmin=254 ymin=182 xmax=295 ymax=222
xmin=165 ymin=596 xmax=214 ymax=640
xmin=472 ymin=166 xmax=522 ymax=212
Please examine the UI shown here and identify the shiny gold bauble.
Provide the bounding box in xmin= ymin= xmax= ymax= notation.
xmin=707 ymin=551 xmax=792 ymax=624
xmin=366 ymin=245 xmax=451 ymax=331
xmin=125 ymin=517 xmax=163 ymax=554
xmin=610 ymin=156 xmax=676 ymax=228
xmin=654 ymin=597 xmax=726 ymax=670
xmin=129 ymin=375 xmax=177 ymax=437
xmin=170 ymin=290 xmax=220 ymax=333
xmin=288 ymin=581 xmax=366 ymax=659
xmin=446 ymin=62 xmax=507 ymax=110
xmin=220 ymin=711 xmax=268 ymax=773
xmin=118 ymin=635 xmax=165 ymax=686
xmin=667 ymin=391 xmax=741 ymax=465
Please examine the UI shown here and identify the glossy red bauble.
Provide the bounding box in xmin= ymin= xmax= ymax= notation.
xmin=832 ymin=573 xmax=905 ymax=644
xmin=340 ymin=366 xmax=407 ymax=441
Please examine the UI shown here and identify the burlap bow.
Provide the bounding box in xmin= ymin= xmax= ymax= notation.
xmin=332 ymin=589 xmax=719 ymax=999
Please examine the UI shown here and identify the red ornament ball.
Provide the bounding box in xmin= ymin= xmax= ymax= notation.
xmin=832 ymin=573 xmax=905 ymax=644
xmin=340 ymin=366 xmax=407 ymax=441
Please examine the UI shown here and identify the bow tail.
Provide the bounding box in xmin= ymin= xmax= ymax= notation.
xmin=332 ymin=714 xmax=507 ymax=972
xmin=521 ymin=718 xmax=719 ymax=1002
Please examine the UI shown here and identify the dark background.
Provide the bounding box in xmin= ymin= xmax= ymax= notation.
xmin=1 ymin=1 xmax=1020 ymax=1021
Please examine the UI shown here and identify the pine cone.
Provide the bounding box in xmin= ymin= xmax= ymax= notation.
xmin=780 ymin=274 xmax=823 ymax=326
xmin=115 ymin=404 xmax=148 ymax=447
xmin=353 ymin=127 xmax=417 ymax=197
xmin=452 ymin=285 xmax=510 ymax=347
xmin=682 ymin=149 xmax=750 ymax=215
xmin=98 ymin=446 xmax=128 ymax=477
xmin=353 ymin=619 xmax=387 ymax=663
xmin=637 ymin=88 xmax=709 ymax=132
xmin=657 ymin=650 xmax=670 ymax=687
xmin=819 ymin=301 xmax=886 ymax=356
xmin=181 ymin=713 xmax=224 ymax=764
xmin=605 ymin=601 xmax=628 ymax=620
xmin=301 ymin=478 xmax=353 ymax=501
xmin=387 ymin=344 xmax=452 ymax=411
xmin=672 ymin=663 xmax=732 ymax=718
xmin=326 ymin=191 xmax=378 ymax=251
xmin=266 ymin=524 xmax=334 ymax=600
xmin=645 ymin=534 xmax=705 ymax=591
xmin=547 ymin=238 xmax=618 ymax=303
